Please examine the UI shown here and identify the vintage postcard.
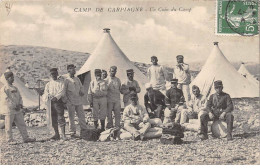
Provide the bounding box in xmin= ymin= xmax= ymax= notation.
xmin=0 ymin=0 xmax=259 ymax=165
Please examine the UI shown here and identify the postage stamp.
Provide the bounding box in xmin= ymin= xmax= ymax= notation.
xmin=216 ymin=0 xmax=258 ymax=36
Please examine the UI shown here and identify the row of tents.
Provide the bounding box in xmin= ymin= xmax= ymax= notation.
xmin=0 ymin=28 xmax=259 ymax=109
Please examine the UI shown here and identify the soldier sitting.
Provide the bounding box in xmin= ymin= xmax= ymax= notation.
xmin=179 ymin=85 xmax=207 ymax=124
xmin=199 ymin=80 xmax=234 ymax=141
xmin=164 ymin=79 xmax=185 ymax=124
xmin=123 ymin=92 xmax=151 ymax=141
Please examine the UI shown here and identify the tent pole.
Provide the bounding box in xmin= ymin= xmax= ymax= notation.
xmin=38 ymin=80 xmax=41 ymax=110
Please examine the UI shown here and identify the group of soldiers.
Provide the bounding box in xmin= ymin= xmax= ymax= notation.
xmin=0 ymin=55 xmax=234 ymax=144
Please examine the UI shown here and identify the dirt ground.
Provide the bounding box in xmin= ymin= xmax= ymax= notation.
xmin=0 ymin=98 xmax=259 ymax=165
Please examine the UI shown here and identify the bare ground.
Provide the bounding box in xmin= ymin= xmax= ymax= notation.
xmin=0 ymin=98 xmax=259 ymax=165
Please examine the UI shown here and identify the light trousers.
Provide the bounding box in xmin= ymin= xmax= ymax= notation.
xmin=124 ymin=121 xmax=151 ymax=136
xmin=177 ymin=83 xmax=191 ymax=102
xmin=107 ymin=101 xmax=121 ymax=128
xmin=93 ymin=97 xmax=107 ymax=121
xmin=180 ymin=109 xmax=207 ymax=124
xmin=5 ymin=113 xmax=29 ymax=141
xmin=67 ymin=103 xmax=88 ymax=135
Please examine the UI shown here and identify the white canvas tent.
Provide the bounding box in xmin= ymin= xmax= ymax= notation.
xmin=238 ymin=63 xmax=259 ymax=87
xmin=77 ymin=28 xmax=148 ymax=106
xmin=191 ymin=42 xmax=259 ymax=98
xmin=0 ymin=70 xmax=42 ymax=108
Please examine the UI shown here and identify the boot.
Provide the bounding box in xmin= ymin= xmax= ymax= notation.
xmin=100 ymin=120 xmax=105 ymax=132
xmin=94 ymin=120 xmax=99 ymax=129
xmin=227 ymin=133 xmax=233 ymax=141
xmin=50 ymin=126 xmax=60 ymax=140
xmin=60 ymin=125 xmax=68 ymax=141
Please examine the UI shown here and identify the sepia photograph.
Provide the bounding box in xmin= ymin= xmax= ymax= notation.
xmin=0 ymin=0 xmax=259 ymax=165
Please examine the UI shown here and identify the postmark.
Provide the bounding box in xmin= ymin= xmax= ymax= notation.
xmin=216 ymin=0 xmax=258 ymax=36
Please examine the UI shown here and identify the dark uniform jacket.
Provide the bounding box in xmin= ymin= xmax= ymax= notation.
xmin=144 ymin=90 xmax=166 ymax=111
xmin=206 ymin=92 xmax=233 ymax=117
xmin=165 ymin=87 xmax=185 ymax=108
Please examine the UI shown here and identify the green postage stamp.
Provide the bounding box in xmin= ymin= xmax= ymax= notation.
xmin=216 ymin=0 xmax=258 ymax=36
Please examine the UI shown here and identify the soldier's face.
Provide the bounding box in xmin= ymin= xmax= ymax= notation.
xmin=151 ymin=58 xmax=158 ymax=65
xmin=110 ymin=69 xmax=117 ymax=77
xmin=102 ymin=72 xmax=107 ymax=79
xmin=127 ymin=73 xmax=134 ymax=81
xmin=131 ymin=98 xmax=138 ymax=105
xmin=50 ymin=72 xmax=58 ymax=80
xmin=68 ymin=67 xmax=76 ymax=76
xmin=171 ymin=83 xmax=178 ymax=88
xmin=177 ymin=57 xmax=183 ymax=63
xmin=6 ymin=75 xmax=14 ymax=84
xmin=215 ymin=86 xmax=223 ymax=94
xmin=192 ymin=88 xmax=200 ymax=97
xmin=95 ymin=73 xmax=101 ymax=80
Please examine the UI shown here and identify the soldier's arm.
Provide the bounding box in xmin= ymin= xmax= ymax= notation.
xmin=2 ymin=87 xmax=16 ymax=109
xmin=147 ymin=67 xmax=151 ymax=81
xmin=54 ymin=82 xmax=65 ymax=100
xmin=165 ymin=90 xmax=171 ymax=108
xmin=17 ymin=89 xmax=23 ymax=107
xmin=120 ymin=82 xmax=129 ymax=95
xmin=206 ymin=95 xmax=213 ymax=113
xmin=87 ymin=81 xmax=94 ymax=103
xmin=123 ymin=107 xmax=131 ymax=123
xmin=179 ymin=90 xmax=185 ymax=105
xmin=142 ymin=107 xmax=150 ymax=122
xmin=42 ymin=83 xmax=50 ymax=102
xmin=135 ymin=81 xmax=141 ymax=93
xmin=144 ymin=93 xmax=150 ymax=109
xmin=224 ymin=94 xmax=234 ymax=113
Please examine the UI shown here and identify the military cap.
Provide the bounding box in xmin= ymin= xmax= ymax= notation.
xmin=67 ymin=64 xmax=76 ymax=70
xmin=176 ymin=55 xmax=184 ymax=59
xmin=151 ymin=56 xmax=157 ymax=59
xmin=94 ymin=69 xmax=102 ymax=74
xmin=4 ymin=71 xmax=13 ymax=79
xmin=126 ymin=69 xmax=134 ymax=74
xmin=110 ymin=66 xmax=117 ymax=71
xmin=192 ymin=85 xmax=200 ymax=90
xmin=170 ymin=79 xmax=178 ymax=84
xmin=214 ymin=80 xmax=223 ymax=87
xmin=129 ymin=92 xmax=138 ymax=99
xmin=50 ymin=68 xmax=58 ymax=73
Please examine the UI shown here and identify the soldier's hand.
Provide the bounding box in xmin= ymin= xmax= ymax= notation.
xmin=129 ymin=87 xmax=136 ymax=92
xmin=15 ymin=105 xmax=20 ymax=111
xmin=209 ymin=112 xmax=214 ymax=120
xmin=51 ymin=97 xmax=58 ymax=102
xmin=79 ymin=91 xmax=84 ymax=96
xmin=219 ymin=112 xmax=226 ymax=120
xmin=90 ymin=103 xmax=93 ymax=107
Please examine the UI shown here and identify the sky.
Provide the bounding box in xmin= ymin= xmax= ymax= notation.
xmin=0 ymin=0 xmax=259 ymax=65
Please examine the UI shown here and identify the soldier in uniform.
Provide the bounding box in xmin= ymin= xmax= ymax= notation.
xmin=173 ymin=55 xmax=191 ymax=102
xmin=88 ymin=69 xmax=108 ymax=131
xmin=147 ymin=56 xmax=168 ymax=92
xmin=120 ymin=69 xmax=141 ymax=107
xmin=144 ymin=83 xmax=166 ymax=120
xmin=0 ymin=71 xmax=36 ymax=144
xmin=106 ymin=66 xmax=121 ymax=129
xmin=165 ymin=79 xmax=185 ymax=123
xmin=179 ymin=85 xmax=207 ymax=124
xmin=42 ymin=68 xmax=67 ymax=140
xmin=101 ymin=69 xmax=108 ymax=80
xmin=199 ymin=80 xmax=234 ymax=141
xmin=64 ymin=64 xmax=88 ymax=138
xmin=123 ymin=92 xmax=151 ymax=141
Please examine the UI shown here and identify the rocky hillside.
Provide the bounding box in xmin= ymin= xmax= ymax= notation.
xmin=0 ymin=45 xmax=90 ymax=87
xmin=0 ymin=45 xmax=258 ymax=87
